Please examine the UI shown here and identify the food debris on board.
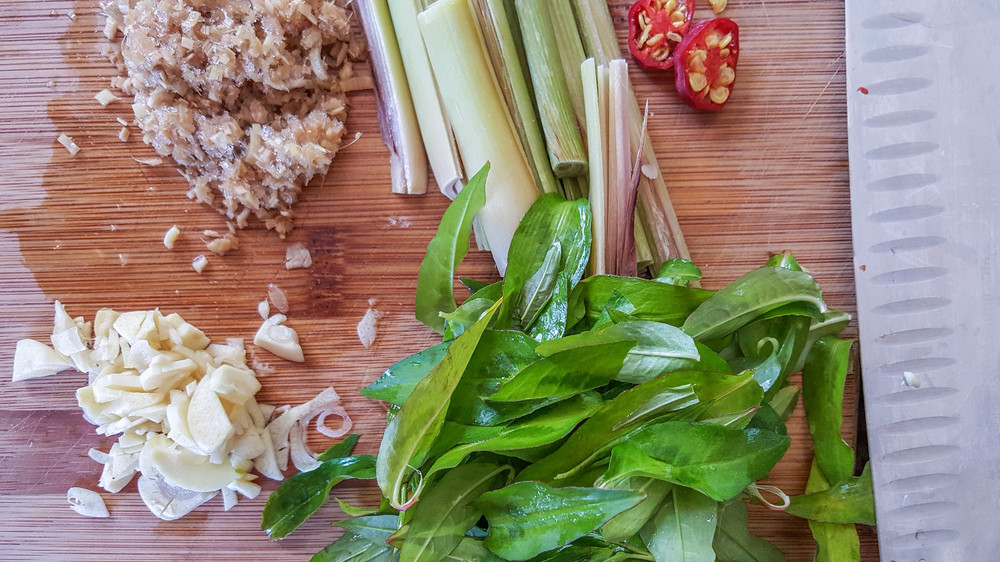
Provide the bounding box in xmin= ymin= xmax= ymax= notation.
xmin=11 ymin=303 xmax=351 ymax=521
xmin=284 ymin=242 xmax=312 ymax=270
xmin=57 ymin=133 xmax=80 ymax=156
xmin=356 ymin=299 xmax=384 ymax=349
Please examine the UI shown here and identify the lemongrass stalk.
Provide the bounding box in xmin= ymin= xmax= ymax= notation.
xmin=571 ymin=0 xmax=620 ymax=64
xmin=386 ymin=0 xmax=464 ymax=198
xmin=355 ymin=0 xmax=428 ymax=195
xmin=513 ymin=0 xmax=588 ymax=179
xmin=472 ymin=0 xmax=559 ymax=195
xmin=582 ymin=57 xmax=606 ymax=275
xmin=418 ymin=0 xmax=538 ymax=275
xmin=548 ymin=0 xmax=588 ymax=130
xmin=573 ymin=0 xmax=690 ymax=264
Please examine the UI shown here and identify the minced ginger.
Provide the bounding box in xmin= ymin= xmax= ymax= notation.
xmin=100 ymin=0 xmax=369 ymax=236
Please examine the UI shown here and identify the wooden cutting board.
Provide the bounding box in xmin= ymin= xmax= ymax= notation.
xmin=0 ymin=0 xmax=877 ymax=559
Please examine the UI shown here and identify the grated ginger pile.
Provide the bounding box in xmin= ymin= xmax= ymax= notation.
xmin=102 ymin=0 xmax=369 ymax=236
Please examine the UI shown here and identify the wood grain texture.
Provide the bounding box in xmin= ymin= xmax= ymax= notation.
xmin=0 ymin=0 xmax=877 ymax=559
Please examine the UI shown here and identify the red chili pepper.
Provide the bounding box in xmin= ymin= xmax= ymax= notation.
xmin=627 ymin=0 xmax=695 ymax=71
xmin=673 ymin=18 xmax=740 ymax=111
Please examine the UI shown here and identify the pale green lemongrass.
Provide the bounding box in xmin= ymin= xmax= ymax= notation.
xmin=418 ymin=0 xmax=539 ymax=275
xmin=386 ymin=0 xmax=464 ymax=198
xmin=355 ymin=0 xmax=428 ymax=195
xmin=581 ymin=57 xmax=606 ymax=275
xmin=471 ymin=0 xmax=559 ymax=195
xmin=548 ymin=0 xmax=588 ymax=130
xmin=513 ymin=0 xmax=588 ymax=179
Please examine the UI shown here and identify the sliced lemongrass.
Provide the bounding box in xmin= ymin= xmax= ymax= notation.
xmin=514 ymin=0 xmax=588 ymax=179
xmin=355 ymin=0 xmax=428 ymax=195
xmin=418 ymin=0 xmax=538 ymax=275
xmin=472 ymin=0 xmax=559 ymax=195
xmin=582 ymin=57 xmax=607 ymax=275
xmin=386 ymin=0 xmax=464 ymax=198
xmin=573 ymin=0 xmax=689 ymax=267
xmin=548 ymin=0 xmax=588 ymax=129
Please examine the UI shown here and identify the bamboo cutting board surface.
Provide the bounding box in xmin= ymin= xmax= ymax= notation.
xmin=0 ymin=0 xmax=877 ymax=559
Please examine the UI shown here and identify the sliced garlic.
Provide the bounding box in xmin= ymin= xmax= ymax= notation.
xmin=67 ymin=487 xmax=109 ymax=518
xmin=12 ymin=339 xmax=74 ymax=382
xmin=253 ymin=314 xmax=304 ymax=362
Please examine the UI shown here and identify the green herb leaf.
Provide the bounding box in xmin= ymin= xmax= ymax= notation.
xmin=801 ymin=336 xmax=855 ymax=484
xmin=415 ymin=162 xmax=490 ymax=333
xmin=499 ymin=193 xmax=591 ymax=332
xmin=527 ymin=271 xmax=570 ymax=342
xmin=654 ymin=259 xmax=703 ymax=287
xmin=442 ymin=537 xmax=506 ymax=561
xmin=446 ymin=330 xmax=541 ymax=426
xmin=537 ymin=320 xmax=700 ymax=384
xmin=682 ymin=267 xmax=825 ymax=341
xmin=489 ymin=340 xmax=634 ymax=402
xmin=804 ymin=461 xmax=861 ymax=562
xmin=476 ymin=482 xmax=644 ymax=560
xmin=568 ymin=275 xmax=712 ymax=330
xmin=601 ymin=478 xmax=673 ymax=543
xmin=376 ymin=301 xmax=500 ymax=509
xmin=316 ymin=433 xmax=361 ymax=461
xmin=712 ymin=498 xmax=786 ymax=561
xmin=261 ymin=455 xmax=376 ymax=539
xmin=334 ymin=496 xmax=394 ymax=518
xmin=310 ymin=531 xmax=396 ymax=562
xmin=786 ymin=464 xmax=875 ymax=525
xmin=401 ymin=462 xmax=511 ymax=562
xmin=335 ymin=514 xmax=400 ymax=543
xmin=601 ymin=421 xmax=790 ymax=501
xmin=362 ymin=341 xmax=452 ymax=406
xmin=640 ymin=486 xmax=718 ymax=562
xmin=443 ymin=281 xmax=503 ymax=340
xmin=427 ymin=393 xmax=602 ymax=479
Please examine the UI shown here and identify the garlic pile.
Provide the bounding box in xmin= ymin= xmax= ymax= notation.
xmin=12 ymin=302 xmax=351 ymax=520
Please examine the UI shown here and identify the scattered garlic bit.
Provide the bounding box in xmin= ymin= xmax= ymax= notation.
xmin=132 ymin=156 xmax=163 ymax=166
xmin=67 ymin=487 xmax=109 ymax=518
xmin=163 ymin=225 xmax=180 ymax=249
xmin=640 ymin=163 xmax=659 ymax=179
xmin=191 ymin=254 xmax=208 ymax=273
xmin=95 ymin=89 xmax=120 ymax=106
xmin=267 ymin=283 xmax=289 ymax=314
xmin=67 ymin=10 xmax=77 ymax=20
xmin=387 ymin=216 xmax=411 ymax=228
xmin=285 ymin=242 xmax=312 ymax=270
xmin=103 ymin=17 xmax=118 ymax=40
xmin=116 ymin=117 xmax=129 ymax=126
xmin=257 ymin=300 xmax=270 ymax=320
xmin=57 ymin=133 xmax=80 ymax=156
xmin=16 ymin=304 xmax=351 ymax=520
xmin=902 ymin=370 xmax=921 ymax=388
xmin=46 ymin=80 xmax=56 ymax=88
xmin=118 ymin=127 xmax=130 ymax=142
xmin=709 ymin=0 xmax=727 ymax=14
xmin=357 ymin=300 xmax=385 ymax=349
xmin=12 ymin=339 xmax=74 ymax=382
xmin=206 ymin=235 xmax=233 ymax=256
xmin=253 ymin=314 xmax=304 ymax=362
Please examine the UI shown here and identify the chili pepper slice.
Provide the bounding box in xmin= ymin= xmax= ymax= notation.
xmin=627 ymin=0 xmax=695 ymax=71
xmin=673 ymin=18 xmax=740 ymax=111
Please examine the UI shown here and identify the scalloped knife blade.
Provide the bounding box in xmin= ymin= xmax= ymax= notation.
xmin=846 ymin=1 xmax=1000 ymax=560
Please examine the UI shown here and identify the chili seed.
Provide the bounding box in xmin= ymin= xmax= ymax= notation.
xmin=647 ymin=33 xmax=664 ymax=46
xmin=709 ymin=0 xmax=727 ymax=13
xmin=710 ymin=86 xmax=731 ymax=104
xmin=670 ymin=10 xmax=685 ymax=24
xmin=666 ymin=31 xmax=683 ymax=43
xmin=717 ymin=65 xmax=736 ymax=86
xmin=719 ymin=33 xmax=733 ymax=48
xmin=665 ymin=0 xmax=677 ymax=12
xmin=688 ymin=72 xmax=708 ymax=92
xmin=653 ymin=46 xmax=671 ymax=60
xmin=719 ymin=48 xmax=731 ymax=59
xmin=637 ymin=25 xmax=652 ymax=48
xmin=705 ymin=33 xmax=721 ymax=49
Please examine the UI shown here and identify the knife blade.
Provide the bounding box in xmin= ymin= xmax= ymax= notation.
xmin=846 ymin=1 xmax=1000 ymax=560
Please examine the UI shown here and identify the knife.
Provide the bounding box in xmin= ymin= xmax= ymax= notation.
xmin=846 ymin=1 xmax=1000 ymax=560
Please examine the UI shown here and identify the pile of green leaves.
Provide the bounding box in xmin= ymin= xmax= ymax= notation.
xmin=261 ymin=164 xmax=875 ymax=561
